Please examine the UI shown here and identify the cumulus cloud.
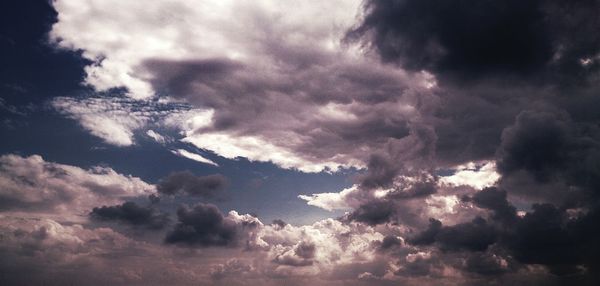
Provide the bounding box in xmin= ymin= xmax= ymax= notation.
xmin=0 ymin=154 xmax=152 ymax=219
xmin=90 ymin=201 xmax=170 ymax=229
xmin=298 ymin=185 xmax=359 ymax=211
xmin=165 ymin=203 xmax=260 ymax=247
xmin=439 ymin=161 xmax=500 ymax=189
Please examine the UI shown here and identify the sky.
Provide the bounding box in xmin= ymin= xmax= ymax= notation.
xmin=1 ymin=0 xmax=600 ymax=285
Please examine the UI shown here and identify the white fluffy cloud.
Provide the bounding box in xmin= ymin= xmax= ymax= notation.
xmin=439 ymin=161 xmax=500 ymax=189
xmin=298 ymin=185 xmax=360 ymax=211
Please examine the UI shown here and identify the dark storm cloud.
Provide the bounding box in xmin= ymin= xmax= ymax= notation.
xmin=90 ymin=201 xmax=170 ymax=229
xmin=436 ymin=217 xmax=497 ymax=252
xmin=502 ymin=204 xmax=600 ymax=278
xmin=377 ymin=235 xmax=403 ymax=251
xmin=165 ymin=203 xmax=236 ymax=247
xmin=497 ymin=110 xmax=573 ymax=182
xmin=347 ymin=200 xmax=396 ymax=225
xmin=408 ymin=218 xmax=441 ymax=246
xmin=359 ymin=154 xmax=400 ymax=190
xmin=497 ymin=109 xmax=600 ymax=206
xmin=464 ymin=252 xmax=511 ymax=276
xmin=156 ymin=171 xmax=228 ymax=198
xmin=406 ymin=191 xmax=600 ymax=279
xmin=164 ymin=203 xmax=258 ymax=247
xmin=349 ymin=0 xmax=600 ymax=82
xmin=408 ymin=217 xmax=497 ymax=252
xmin=470 ymin=187 xmax=517 ymax=224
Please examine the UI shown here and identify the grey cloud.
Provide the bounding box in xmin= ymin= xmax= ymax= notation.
xmin=436 ymin=217 xmax=497 ymax=252
xmin=497 ymin=110 xmax=573 ymax=182
xmin=497 ymin=109 xmax=600 ymax=207
xmin=90 ymin=201 xmax=170 ymax=230
xmin=347 ymin=200 xmax=396 ymax=225
xmin=377 ymin=235 xmax=403 ymax=251
xmin=349 ymin=0 xmax=600 ymax=83
xmin=464 ymin=251 xmax=512 ymax=276
xmin=156 ymin=171 xmax=228 ymax=198
xmin=408 ymin=218 xmax=442 ymax=246
xmin=164 ymin=203 xmax=258 ymax=248
xmin=408 ymin=217 xmax=497 ymax=252
xmin=470 ymin=188 xmax=517 ymax=224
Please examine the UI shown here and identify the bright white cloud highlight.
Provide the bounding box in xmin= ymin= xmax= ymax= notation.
xmin=439 ymin=161 xmax=500 ymax=189
xmin=170 ymin=149 xmax=218 ymax=166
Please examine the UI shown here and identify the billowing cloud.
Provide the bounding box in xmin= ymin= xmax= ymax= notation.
xmin=90 ymin=201 xmax=170 ymax=229
xmin=3 ymin=0 xmax=600 ymax=285
xmin=50 ymin=0 xmax=439 ymax=172
xmin=348 ymin=0 xmax=600 ymax=82
xmin=0 ymin=154 xmax=152 ymax=219
xmin=165 ymin=203 xmax=260 ymax=247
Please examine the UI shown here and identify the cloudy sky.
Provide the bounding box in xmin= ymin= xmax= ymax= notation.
xmin=1 ymin=0 xmax=600 ymax=285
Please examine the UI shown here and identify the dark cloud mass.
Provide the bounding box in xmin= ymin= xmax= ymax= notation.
xmin=349 ymin=0 xmax=600 ymax=82
xmin=156 ymin=171 xmax=228 ymax=198
xmin=90 ymin=201 xmax=170 ymax=229
xmin=164 ymin=203 xmax=256 ymax=247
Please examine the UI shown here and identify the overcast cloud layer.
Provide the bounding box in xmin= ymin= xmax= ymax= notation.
xmin=2 ymin=0 xmax=600 ymax=285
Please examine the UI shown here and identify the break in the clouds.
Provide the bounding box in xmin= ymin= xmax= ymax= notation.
xmin=3 ymin=0 xmax=600 ymax=285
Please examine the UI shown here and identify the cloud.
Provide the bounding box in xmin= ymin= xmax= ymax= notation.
xmin=439 ymin=161 xmax=500 ymax=189
xmin=272 ymin=241 xmax=316 ymax=267
xmin=210 ymin=259 xmax=254 ymax=280
xmin=165 ymin=203 xmax=260 ymax=247
xmin=469 ymin=188 xmax=517 ymax=224
xmin=0 ymin=154 xmax=152 ymax=219
xmin=298 ymin=185 xmax=359 ymax=211
xmin=50 ymin=0 xmax=439 ymax=172
xmin=170 ymin=149 xmax=218 ymax=166
xmin=51 ymin=95 xmax=192 ymax=147
xmin=90 ymin=201 xmax=170 ymax=229
xmin=51 ymin=96 xmax=150 ymax=146
xmin=24 ymin=0 xmax=600 ymax=284
xmin=348 ymin=0 xmax=600 ymax=82
xmin=156 ymin=171 xmax=228 ymax=198
xmin=146 ymin=129 xmax=168 ymax=144
xmin=408 ymin=217 xmax=498 ymax=252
